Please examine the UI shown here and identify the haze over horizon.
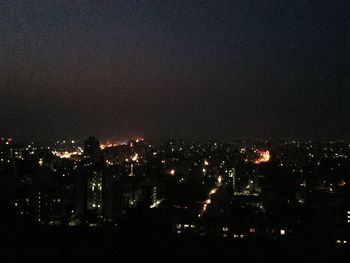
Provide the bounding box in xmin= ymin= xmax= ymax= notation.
xmin=1 ymin=1 xmax=349 ymax=141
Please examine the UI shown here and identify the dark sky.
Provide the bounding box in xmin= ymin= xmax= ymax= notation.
xmin=1 ymin=0 xmax=349 ymax=141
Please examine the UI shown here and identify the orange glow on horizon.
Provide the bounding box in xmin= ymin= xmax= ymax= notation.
xmin=100 ymin=137 xmax=144 ymax=149
xmin=100 ymin=140 xmax=129 ymax=150
xmin=135 ymin=137 xmax=144 ymax=143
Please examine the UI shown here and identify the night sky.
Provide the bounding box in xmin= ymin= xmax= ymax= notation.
xmin=1 ymin=0 xmax=349 ymax=141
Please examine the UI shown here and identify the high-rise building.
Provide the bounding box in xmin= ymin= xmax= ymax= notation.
xmin=102 ymin=166 xmax=120 ymax=221
xmin=83 ymin=136 xmax=101 ymax=164
xmin=76 ymin=164 xmax=103 ymax=220
xmin=87 ymin=169 xmax=103 ymax=212
xmin=228 ymin=168 xmax=236 ymax=193
xmin=76 ymin=137 xmax=103 ymax=222
xmin=76 ymin=164 xmax=87 ymax=216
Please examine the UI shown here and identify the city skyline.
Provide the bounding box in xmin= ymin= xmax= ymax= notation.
xmin=1 ymin=1 xmax=349 ymax=140
xmin=1 ymin=2 xmax=350 ymax=261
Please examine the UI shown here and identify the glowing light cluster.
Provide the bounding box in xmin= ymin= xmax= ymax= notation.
xmin=135 ymin=137 xmax=144 ymax=143
xmin=131 ymin=153 xmax=139 ymax=162
xmin=52 ymin=151 xmax=82 ymax=159
xmin=210 ymin=189 xmax=217 ymax=195
xmin=100 ymin=143 xmax=117 ymax=150
xmin=338 ymin=180 xmax=346 ymax=187
xmin=1 ymin=138 xmax=13 ymax=142
xmin=217 ymin=176 xmax=223 ymax=184
xmin=150 ymin=199 xmax=163 ymax=209
xmin=199 ymin=187 xmax=218 ymax=217
xmin=100 ymin=140 xmax=128 ymax=150
xmin=254 ymin=150 xmax=271 ymax=164
xmin=0 ymin=138 xmax=13 ymax=145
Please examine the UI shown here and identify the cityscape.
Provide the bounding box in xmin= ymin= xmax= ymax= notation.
xmin=2 ymin=135 xmax=350 ymax=242
xmin=1 ymin=0 xmax=350 ymax=262
xmin=2 ymin=136 xmax=350 ymax=261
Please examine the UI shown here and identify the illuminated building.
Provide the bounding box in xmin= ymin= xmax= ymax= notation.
xmin=128 ymin=153 xmax=139 ymax=177
xmin=87 ymin=169 xmax=103 ymax=212
xmin=76 ymin=137 xmax=103 ymax=220
xmin=124 ymin=180 xmax=141 ymax=208
xmin=228 ymin=168 xmax=236 ymax=194
xmin=13 ymin=170 xmax=66 ymax=225
xmin=150 ymin=186 xmax=163 ymax=208
xmin=76 ymin=164 xmax=103 ymax=219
